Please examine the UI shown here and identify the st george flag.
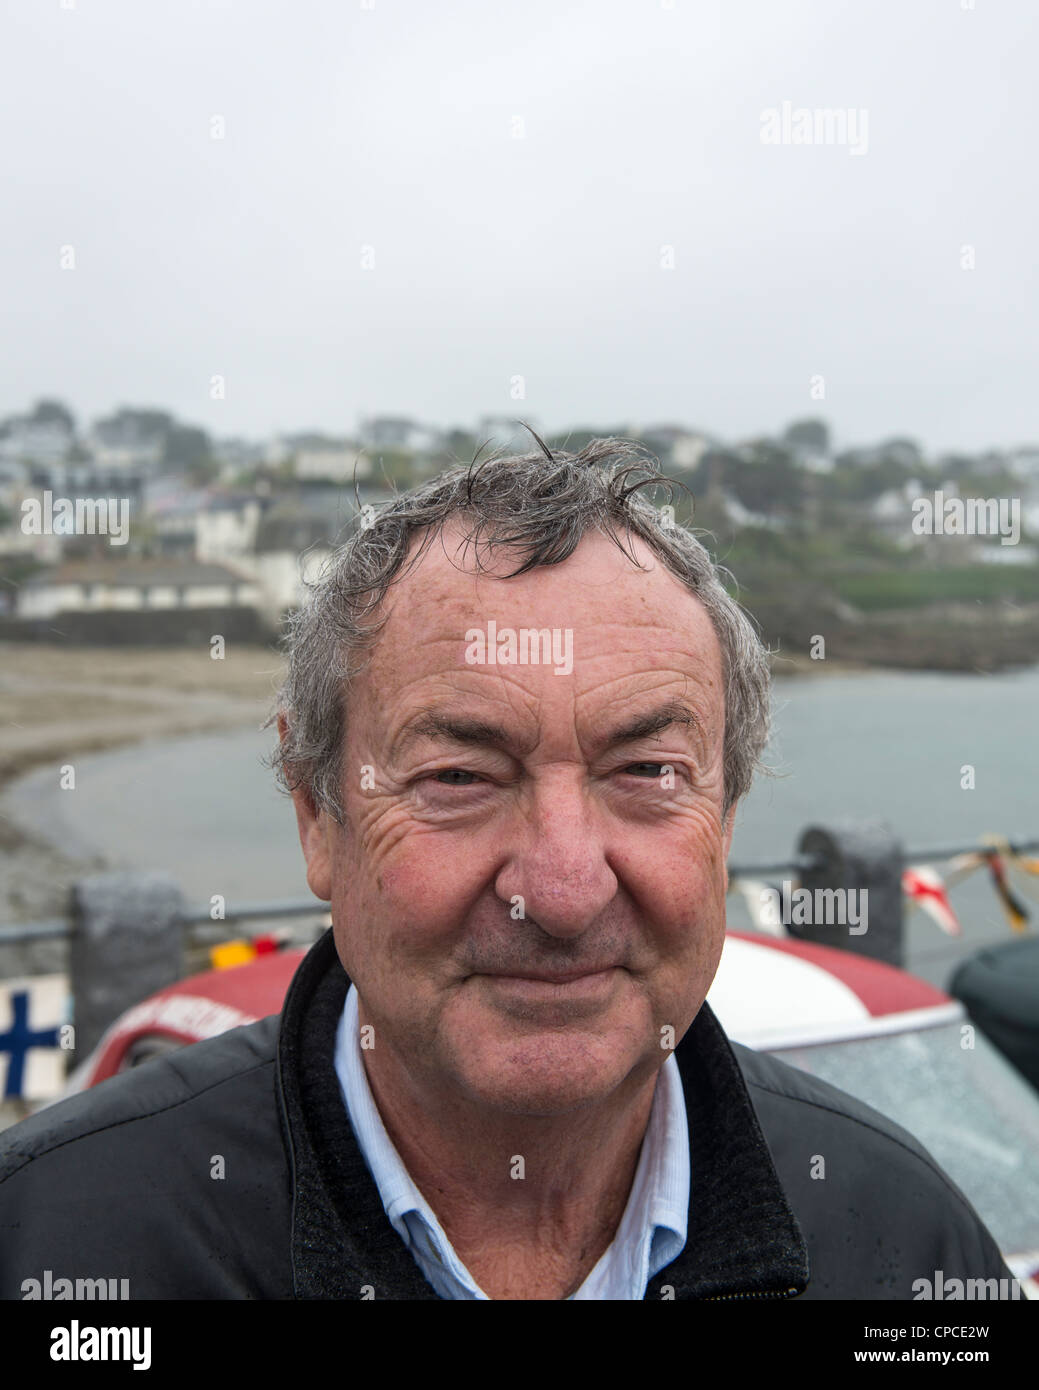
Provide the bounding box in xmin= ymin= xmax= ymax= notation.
xmin=901 ymin=866 xmax=963 ymax=936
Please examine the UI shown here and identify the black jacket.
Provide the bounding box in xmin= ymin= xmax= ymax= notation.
xmin=0 ymin=929 xmax=1016 ymax=1300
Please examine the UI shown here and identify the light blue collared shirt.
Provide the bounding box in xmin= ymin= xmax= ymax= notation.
xmin=333 ymin=983 xmax=689 ymax=1299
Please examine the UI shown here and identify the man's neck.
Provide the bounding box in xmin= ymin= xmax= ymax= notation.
xmin=358 ymin=1018 xmax=661 ymax=1300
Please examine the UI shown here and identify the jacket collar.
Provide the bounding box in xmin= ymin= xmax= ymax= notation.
xmin=276 ymin=928 xmax=809 ymax=1300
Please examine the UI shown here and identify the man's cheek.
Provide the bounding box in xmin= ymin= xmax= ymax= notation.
xmin=343 ymin=841 xmax=467 ymax=943
xmin=624 ymin=835 xmax=727 ymax=925
xmin=342 ymin=795 xmax=431 ymax=874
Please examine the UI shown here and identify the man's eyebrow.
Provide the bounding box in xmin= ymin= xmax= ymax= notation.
xmin=395 ymin=700 xmax=705 ymax=757
xmin=601 ymin=699 xmax=705 ymax=750
xmin=395 ymin=712 xmax=525 ymax=756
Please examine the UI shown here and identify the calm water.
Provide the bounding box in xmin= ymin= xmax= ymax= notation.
xmin=5 ymin=665 xmax=1038 ymax=991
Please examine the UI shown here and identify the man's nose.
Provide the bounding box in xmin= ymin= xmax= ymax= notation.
xmin=494 ymin=777 xmax=618 ymax=938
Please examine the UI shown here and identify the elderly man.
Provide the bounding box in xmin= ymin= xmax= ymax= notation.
xmin=0 ymin=437 xmax=1015 ymax=1300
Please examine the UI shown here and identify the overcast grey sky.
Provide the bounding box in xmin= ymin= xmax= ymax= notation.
xmin=2 ymin=0 xmax=1036 ymax=454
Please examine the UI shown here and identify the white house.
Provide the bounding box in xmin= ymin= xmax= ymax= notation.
xmin=243 ymin=546 xmax=332 ymax=623
xmin=16 ymin=561 xmax=262 ymax=620
xmin=0 ymin=420 xmax=73 ymax=468
xmin=196 ymin=497 xmax=264 ymax=561
xmin=87 ymin=422 xmax=164 ymax=473
xmin=639 ymin=426 xmax=714 ymax=471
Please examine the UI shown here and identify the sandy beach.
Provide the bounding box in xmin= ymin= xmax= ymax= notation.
xmin=0 ymin=643 xmax=286 ymax=929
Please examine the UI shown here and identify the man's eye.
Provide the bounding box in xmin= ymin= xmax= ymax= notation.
xmin=433 ymin=769 xmax=481 ymax=785
xmin=624 ymin=763 xmax=668 ymax=778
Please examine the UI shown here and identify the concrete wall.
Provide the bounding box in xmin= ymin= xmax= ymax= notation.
xmin=0 ymin=606 xmax=275 ymax=646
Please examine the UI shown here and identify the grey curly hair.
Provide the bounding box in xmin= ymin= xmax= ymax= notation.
xmin=270 ymin=433 xmax=773 ymax=823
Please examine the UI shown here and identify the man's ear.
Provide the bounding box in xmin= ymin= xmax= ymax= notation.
xmin=279 ymin=713 xmax=333 ymax=903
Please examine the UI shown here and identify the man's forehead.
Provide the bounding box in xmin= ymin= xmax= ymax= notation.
xmin=380 ymin=520 xmax=717 ymax=642
xmin=349 ymin=522 xmax=725 ymax=739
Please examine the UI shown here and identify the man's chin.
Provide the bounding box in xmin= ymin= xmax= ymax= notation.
xmin=448 ymin=1028 xmax=650 ymax=1118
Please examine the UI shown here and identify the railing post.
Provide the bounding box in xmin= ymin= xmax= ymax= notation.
xmin=794 ymin=820 xmax=904 ymax=966
xmin=70 ymin=872 xmax=186 ymax=1061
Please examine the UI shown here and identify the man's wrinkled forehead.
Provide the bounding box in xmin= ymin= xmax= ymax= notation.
xmin=355 ymin=520 xmax=725 ymax=735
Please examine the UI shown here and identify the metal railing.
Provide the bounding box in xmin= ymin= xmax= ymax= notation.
xmin=0 ymin=899 xmax=330 ymax=948
xmin=727 ymin=833 xmax=1039 ymax=878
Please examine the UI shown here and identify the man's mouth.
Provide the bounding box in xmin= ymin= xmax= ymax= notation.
xmin=486 ymin=967 xmax=616 ymax=985
xmin=479 ymin=967 xmax=620 ymax=1000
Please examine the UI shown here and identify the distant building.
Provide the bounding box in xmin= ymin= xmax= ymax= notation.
xmin=360 ymin=417 xmax=443 ymax=453
xmin=0 ymin=419 xmax=74 ymax=468
xmin=638 ymin=426 xmax=714 ymax=471
xmin=261 ymin=437 xmax=294 ymax=468
xmin=294 ymin=447 xmax=371 ymax=482
xmin=196 ymin=496 xmax=265 ymax=561
xmin=972 ymin=450 xmax=1014 ymax=478
xmin=239 ymin=486 xmax=398 ymax=621
xmin=16 ymin=560 xmax=261 ymax=620
xmin=142 ymin=487 xmax=268 ymax=560
xmin=241 ymin=546 xmax=332 ymax=623
xmin=53 ymin=461 xmax=145 ymax=498
xmin=145 ymin=479 xmax=211 ymax=555
xmin=88 ymin=420 xmax=164 ymax=473
xmin=718 ymin=491 xmax=786 ymax=530
xmin=212 ymin=437 xmax=268 ymax=477
xmin=0 ymin=498 xmax=62 ymax=565
xmin=1 ymin=476 xmax=144 ymax=564
xmin=869 ymin=480 xmax=926 ymax=538
xmin=975 ymin=542 xmax=1038 ymax=565
xmin=475 ymin=417 xmax=544 ymax=457
xmin=1008 ymin=446 xmax=1039 ymax=480
xmin=0 ymin=459 xmax=29 ymax=505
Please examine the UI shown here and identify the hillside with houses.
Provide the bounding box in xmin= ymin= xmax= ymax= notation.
xmin=1 ymin=399 xmax=1038 ymax=669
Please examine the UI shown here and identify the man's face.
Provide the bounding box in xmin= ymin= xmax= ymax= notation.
xmin=290 ymin=520 xmax=736 ymax=1118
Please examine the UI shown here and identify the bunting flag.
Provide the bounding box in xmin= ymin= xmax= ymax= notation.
xmin=979 ymin=835 xmax=1031 ymax=931
xmin=983 ymin=853 xmax=1029 ymax=931
xmin=942 ymin=851 xmax=988 ymax=888
xmin=901 ymin=866 xmax=962 ymax=936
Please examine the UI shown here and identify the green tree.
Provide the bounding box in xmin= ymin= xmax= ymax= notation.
xmin=29 ymin=398 xmax=77 ymax=434
xmin=372 ymin=449 xmax=417 ymax=487
xmin=725 ymin=441 xmax=805 ymax=518
xmin=782 ymin=418 xmax=830 ymax=455
xmin=164 ymin=424 xmax=214 ymax=476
